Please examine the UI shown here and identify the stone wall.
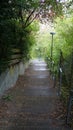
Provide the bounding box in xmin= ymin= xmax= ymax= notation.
xmin=0 ymin=62 xmax=29 ymax=96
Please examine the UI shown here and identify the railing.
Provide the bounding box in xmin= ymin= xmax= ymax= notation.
xmin=57 ymin=50 xmax=73 ymax=124
xmin=66 ymin=90 xmax=73 ymax=124
xmin=46 ymin=50 xmax=73 ymax=125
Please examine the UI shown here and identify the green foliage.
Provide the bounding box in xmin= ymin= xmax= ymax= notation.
xmin=0 ymin=1 xmax=39 ymax=73
xmin=55 ymin=16 xmax=73 ymax=53
xmin=31 ymin=23 xmax=50 ymax=58
xmin=2 ymin=94 xmax=13 ymax=101
xmin=51 ymin=15 xmax=73 ymax=102
xmin=54 ymin=16 xmax=73 ymax=66
xmin=0 ymin=0 xmax=64 ymax=73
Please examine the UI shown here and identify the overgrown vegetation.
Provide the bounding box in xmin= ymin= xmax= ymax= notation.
xmin=0 ymin=0 xmax=63 ymax=73
xmin=54 ymin=15 xmax=73 ymax=102
xmin=45 ymin=14 xmax=73 ymax=103
xmin=0 ymin=0 xmax=39 ymax=73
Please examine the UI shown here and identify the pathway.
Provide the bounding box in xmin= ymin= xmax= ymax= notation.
xmin=0 ymin=59 xmax=72 ymax=130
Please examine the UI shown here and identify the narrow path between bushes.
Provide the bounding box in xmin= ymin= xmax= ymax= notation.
xmin=0 ymin=59 xmax=72 ymax=130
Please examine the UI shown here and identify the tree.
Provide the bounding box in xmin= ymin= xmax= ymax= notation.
xmin=0 ymin=0 xmax=63 ymax=73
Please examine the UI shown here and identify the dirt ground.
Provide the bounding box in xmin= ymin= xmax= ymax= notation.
xmin=0 ymin=59 xmax=72 ymax=130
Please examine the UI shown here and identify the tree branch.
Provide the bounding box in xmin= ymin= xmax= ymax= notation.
xmin=24 ymin=8 xmax=36 ymax=26
xmin=24 ymin=9 xmax=41 ymax=29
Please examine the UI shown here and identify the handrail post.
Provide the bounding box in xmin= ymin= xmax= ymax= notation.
xmin=58 ymin=67 xmax=62 ymax=96
xmin=50 ymin=32 xmax=55 ymax=68
xmin=66 ymin=90 xmax=73 ymax=124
